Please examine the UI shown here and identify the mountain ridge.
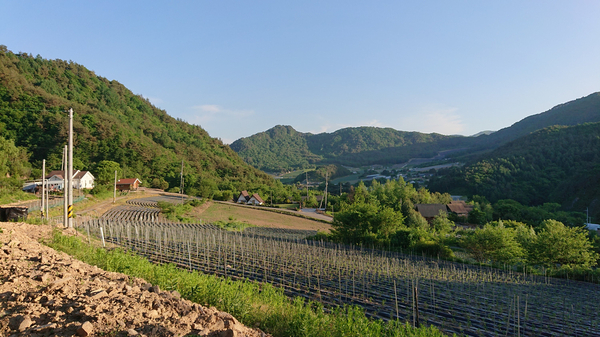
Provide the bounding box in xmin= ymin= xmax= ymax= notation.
xmin=0 ymin=47 xmax=273 ymax=195
xmin=231 ymin=92 xmax=600 ymax=172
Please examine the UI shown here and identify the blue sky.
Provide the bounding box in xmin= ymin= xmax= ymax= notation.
xmin=2 ymin=1 xmax=600 ymax=143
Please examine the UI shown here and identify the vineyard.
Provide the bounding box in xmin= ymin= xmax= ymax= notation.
xmin=80 ymin=197 xmax=600 ymax=337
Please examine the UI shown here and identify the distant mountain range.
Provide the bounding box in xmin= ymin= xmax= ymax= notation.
xmin=231 ymin=92 xmax=600 ymax=172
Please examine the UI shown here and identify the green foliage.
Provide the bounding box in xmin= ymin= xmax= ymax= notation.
xmin=529 ymin=220 xmax=599 ymax=268
xmin=94 ymin=160 xmax=121 ymax=185
xmin=231 ymin=125 xmax=472 ymax=172
xmin=293 ymin=165 xmax=351 ymax=184
xmin=0 ymin=135 xmax=30 ymax=179
xmin=429 ymin=122 xmax=600 ymax=224
xmin=460 ymin=222 xmax=526 ymax=264
xmin=0 ymin=48 xmax=273 ymax=194
xmin=330 ymin=178 xmax=456 ymax=254
xmin=332 ymin=201 xmax=404 ymax=245
xmin=47 ymin=230 xmax=447 ymax=337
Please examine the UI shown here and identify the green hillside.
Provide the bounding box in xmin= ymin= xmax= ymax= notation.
xmin=476 ymin=92 xmax=600 ymax=148
xmin=231 ymin=125 xmax=470 ymax=172
xmin=232 ymin=93 xmax=600 ymax=172
xmin=0 ymin=46 xmax=273 ymax=194
xmin=428 ymin=122 xmax=600 ymax=222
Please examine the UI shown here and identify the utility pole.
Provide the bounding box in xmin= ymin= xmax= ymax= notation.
xmin=41 ymin=159 xmax=45 ymax=219
xmin=180 ymin=160 xmax=184 ymax=204
xmin=63 ymin=145 xmax=68 ymax=227
xmin=68 ymin=108 xmax=74 ymax=228
xmin=113 ymin=170 xmax=117 ymax=203
xmin=324 ymin=171 xmax=328 ymax=211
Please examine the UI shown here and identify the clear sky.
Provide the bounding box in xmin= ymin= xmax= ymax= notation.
xmin=2 ymin=1 xmax=600 ymax=143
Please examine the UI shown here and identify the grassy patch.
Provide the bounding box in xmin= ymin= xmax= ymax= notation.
xmin=157 ymin=199 xmax=204 ymax=222
xmin=46 ymin=231 xmax=448 ymax=337
xmin=195 ymin=203 xmax=332 ymax=232
xmin=273 ymin=203 xmax=299 ymax=210
xmin=0 ymin=190 xmax=38 ymax=205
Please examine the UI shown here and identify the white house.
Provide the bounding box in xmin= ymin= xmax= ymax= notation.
xmin=73 ymin=171 xmax=95 ymax=189
xmin=45 ymin=170 xmax=95 ymax=190
xmin=236 ymin=190 xmax=250 ymax=204
xmin=247 ymin=193 xmax=264 ymax=206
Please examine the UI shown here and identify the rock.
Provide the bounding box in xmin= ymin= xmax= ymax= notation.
xmin=76 ymin=321 xmax=94 ymax=336
xmin=8 ymin=240 xmax=21 ymax=248
xmin=33 ymin=322 xmax=57 ymax=332
xmin=210 ymin=320 xmax=225 ymax=331
xmin=48 ymin=276 xmax=73 ymax=290
xmin=18 ymin=315 xmax=32 ymax=332
xmin=127 ymin=328 xmax=139 ymax=336
xmin=192 ymin=323 xmax=204 ymax=330
xmin=90 ymin=290 xmax=108 ymax=299
xmin=141 ymin=283 xmax=152 ymax=291
xmin=171 ymin=290 xmax=181 ymax=299
xmin=219 ymin=329 xmax=238 ymax=337
xmin=150 ymin=285 xmax=160 ymax=293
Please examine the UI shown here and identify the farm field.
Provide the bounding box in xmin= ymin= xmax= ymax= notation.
xmin=85 ymin=216 xmax=600 ymax=337
xmin=191 ymin=201 xmax=332 ymax=232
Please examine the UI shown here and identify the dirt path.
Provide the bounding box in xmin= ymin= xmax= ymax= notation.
xmin=0 ymin=221 xmax=269 ymax=337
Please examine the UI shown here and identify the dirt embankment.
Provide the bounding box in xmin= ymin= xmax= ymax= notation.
xmin=0 ymin=222 xmax=269 ymax=337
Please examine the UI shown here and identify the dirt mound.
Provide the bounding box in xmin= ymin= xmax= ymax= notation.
xmin=0 ymin=222 xmax=269 ymax=337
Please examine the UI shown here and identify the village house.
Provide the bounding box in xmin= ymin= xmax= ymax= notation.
xmin=415 ymin=204 xmax=448 ymax=222
xmin=247 ymin=193 xmax=264 ymax=206
xmin=446 ymin=200 xmax=473 ymax=218
xmin=116 ymin=178 xmax=142 ymax=191
xmin=236 ymin=190 xmax=250 ymax=204
xmin=45 ymin=170 xmax=95 ymax=190
xmin=235 ymin=191 xmax=264 ymax=205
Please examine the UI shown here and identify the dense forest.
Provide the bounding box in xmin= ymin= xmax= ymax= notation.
xmin=232 ymin=92 xmax=600 ymax=172
xmin=0 ymin=46 xmax=274 ymax=196
xmin=230 ymin=125 xmax=470 ymax=172
xmin=428 ymin=122 xmax=600 ymax=223
xmin=475 ymin=92 xmax=600 ymax=148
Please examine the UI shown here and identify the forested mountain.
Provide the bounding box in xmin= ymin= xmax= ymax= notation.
xmin=0 ymin=46 xmax=273 ymax=195
xmin=230 ymin=125 xmax=469 ymax=172
xmin=428 ymin=122 xmax=600 ymax=222
xmin=475 ymin=92 xmax=600 ymax=148
xmin=233 ymin=93 xmax=600 ymax=172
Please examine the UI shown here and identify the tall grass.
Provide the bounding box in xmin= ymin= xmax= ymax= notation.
xmin=46 ymin=231 xmax=448 ymax=337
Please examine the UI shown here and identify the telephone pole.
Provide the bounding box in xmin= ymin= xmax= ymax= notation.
xmin=67 ymin=108 xmax=74 ymax=228
xmin=324 ymin=171 xmax=328 ymax=211
xmin=63 ymin=145 xmax=68 ymax=227
xmin=180 ymin=160 xmax=184 ymax=204
xmin=113 ymin=170 xmax=117 ymax=203
xmin=41 ymin=159 xmax=45 ymax=219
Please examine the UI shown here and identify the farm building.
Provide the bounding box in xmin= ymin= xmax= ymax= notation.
xmin=415 ymin=204 xmax=448 ymax=222
xmin=247 ymin=193 xmax=264 ymax=206
xmin=446 ymin=200 xmax=473 ymax=217
xmin=116 ymin=178 xmax=142 ymax=191
xmin=39 ymin=170 xmax=95 ymax=190
xmin=236 ymin=190 xmax=250 ymax=203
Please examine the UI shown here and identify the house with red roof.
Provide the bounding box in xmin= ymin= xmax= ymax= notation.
xmin=116 ymin=178 xmax=142 ymax=191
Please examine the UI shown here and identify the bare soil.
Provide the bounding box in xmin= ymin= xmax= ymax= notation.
xmin=0 ymin=222 xmax=269 ymax=337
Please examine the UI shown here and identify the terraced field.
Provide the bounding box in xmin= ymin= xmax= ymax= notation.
xmin=83 ymin=204 xmax=600 ymax=337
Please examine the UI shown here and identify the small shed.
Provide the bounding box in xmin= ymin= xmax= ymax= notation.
xmin=116 ymin=178 xmax=142 ymax=191
xmin=0 ymin=206 xmax=28 ymax=221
